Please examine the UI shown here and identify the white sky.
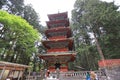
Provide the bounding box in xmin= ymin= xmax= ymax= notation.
xmin=25 ymin=0 xmax=120 ymax=26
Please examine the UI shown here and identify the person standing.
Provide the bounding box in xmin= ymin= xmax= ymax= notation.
xmin=86 ymin=72 xmax=91 ymax=80
xmin=90 ymin=71 xmax=98 ymax=80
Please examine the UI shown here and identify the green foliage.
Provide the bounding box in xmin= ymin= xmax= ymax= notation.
xmin=1 ymin=0 xmax=24 ymax=15
xmin=72 ymin=0 xmax=120 ymax=70
xmin=0 ymin=0 xmax=45 ymax=71
xmin=0 ymin=0 xmax=5 ymax=8
xmin=0 ymin=0 xmax=45 ymax=34
xmin=0 ymin=10 xmax=40 ymax=65
xmin=23 ymin=4 xmax=43 ymax=33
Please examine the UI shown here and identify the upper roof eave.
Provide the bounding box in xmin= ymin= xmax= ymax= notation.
xmin=47 ymin=12 xmax=68 ymax=20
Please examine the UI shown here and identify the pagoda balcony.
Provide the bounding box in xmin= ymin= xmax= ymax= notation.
xmin=47 ymin=48 xmax=69 ymax=53
xmin=42 ymin=38 xmax=74 ymax=51
xmin=39 ymin=51 xmax=76 ymax=55
xmin=46 ymin=51 xmax=76 ymax=54
xmin=45 ymin=27 xmax=72 ymax=40
xmin=38 ymin=51 xmax=76 ymax=63
xmin=48 ymin=36 xmax=67 ymax=40
xmin=46 ymin=19 xmax=69 ymax=29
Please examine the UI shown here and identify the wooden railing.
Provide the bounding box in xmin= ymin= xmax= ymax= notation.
xmin=47 ymin=48 xmax=68 ymax=53
xmin=26 ymin=75 xmax=44 ymax=80
xmin=49 ymin=36 xmax=67 ymax=40
xmin=26 ymin=71 xmax=107 ymax=80
xmin=58 ymin=71 xmax=106 ymax=80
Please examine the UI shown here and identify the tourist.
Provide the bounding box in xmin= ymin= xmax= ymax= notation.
xmin=90 ymin=71 xmax=98 ymax=80
xmin=40 ymin=69 xmax=44 ymax=79
xmin=86 ymin=72 xmax=91 ymax=80
xmin=47 ymin=70 xmax=50 ymax=77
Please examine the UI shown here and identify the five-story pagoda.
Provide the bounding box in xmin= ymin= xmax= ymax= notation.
xmin=38 ymin=12 xmax=76 ymax=72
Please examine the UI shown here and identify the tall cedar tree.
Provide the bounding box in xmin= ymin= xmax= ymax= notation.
xmin=72 ymin=0 xmax=120 ymax=70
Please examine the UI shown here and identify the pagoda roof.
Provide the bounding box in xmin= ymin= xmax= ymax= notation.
xmin=0 ymin=61 xmax=30 ymax=70
xmin=45 ymin=27 xmax=72 ymax=38
xmin=38 ymin=52 xmax=76 ymax=63
xmin=42 ymin=38 xmax=73 ymax=50
xmin=47 ymin=12 xmax=68 ymax=21
xmin=46 ymin=19 xmax=69 ymax=29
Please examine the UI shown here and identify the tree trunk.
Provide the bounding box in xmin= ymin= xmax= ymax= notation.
xmin=93 ymin=31 xmax=105 ymax=60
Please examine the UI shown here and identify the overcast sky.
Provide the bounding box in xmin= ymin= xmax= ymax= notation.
xmin=25 ymin=0 xmax=120 ymax=26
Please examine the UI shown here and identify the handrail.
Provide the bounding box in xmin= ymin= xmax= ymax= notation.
xmin=25 ymin=71 xmax=107 ymax=80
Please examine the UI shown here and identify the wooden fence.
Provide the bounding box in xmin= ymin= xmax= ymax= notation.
xmin=26 ymin=70 xmax=107 ymax=80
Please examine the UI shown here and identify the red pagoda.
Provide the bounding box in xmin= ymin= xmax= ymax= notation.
xmin=39 ymin=12 xmax=76 ymax=72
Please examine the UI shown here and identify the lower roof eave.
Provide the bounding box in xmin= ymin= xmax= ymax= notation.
xmin=38 ymin=51 xmax=76 ymax=63
xmin=38 ymin=51 xmax=76 ymax=57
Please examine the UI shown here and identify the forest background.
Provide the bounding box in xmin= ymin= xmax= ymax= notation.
xmin=0 ymin=0 xmax=120 ymax=71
